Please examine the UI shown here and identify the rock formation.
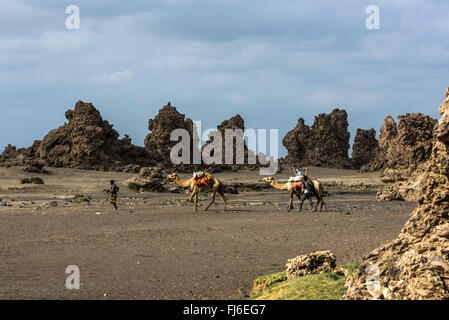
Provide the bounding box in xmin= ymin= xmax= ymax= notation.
xmin=0 ymin=141 xmax=41 ymax=168
xmin=285 ymin=250 xmax=337 ymax=279
xmin=201 ymin=114 xmax=258 ymax=170
xmin=362 ymin=113 xmax=437 ymax=201
xmin=0 ymin=101 xmax=153 ymax=171
xmin=1 ymin=100 xmax=265 ymax=173
xmin=144 ymin=102 xmax=198 ymax=166
xmin=351 ymin=128 xmax=378 ymax=169
xmin=343 ymin=87 xmax=449 ymax=300
xmin=125 ymin=166 xmax=181 ymax=192
xmin=360 ymin=116 xmax=398 ymax=172
xmin=282 ymin=108 xmax=352 ymax=168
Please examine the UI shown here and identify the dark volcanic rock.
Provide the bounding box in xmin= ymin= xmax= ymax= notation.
xmin=1 ymin=101 xmax=153 ymax=170
xmin=126 ymin=166 xmax=179 ymax=192
xmin=361 ymin=116 xmax=398 ymax=172
xmin=201 ymin=114 xmax=258 ymax=170
xmin=351 ymin=128 xmax=378 ymax=169
xmin=144 ymin=102 xmax=197 ymax=165
xmin=23 ymin=160 xmax=47 ymax=173
xmin=379 ymin=115 xmax=398 ymax=150
xmin=343 ymin=87 xmax=449 ymax=300
xmin=362 ymin=114 xmax=436 ymax=175
xmin=0 ymin=142 xmax=41 ymax=168
xmin=362 ymin=113 xmax=437 ymax=201
xmin=382 ymin=113 xmax=436 ymax=179
xmin=282 ymin=108 xmax=352 ymax=168
xmin=37 ymin=101 xmax=152 ymax=170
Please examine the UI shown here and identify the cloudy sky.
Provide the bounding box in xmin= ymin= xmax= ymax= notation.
xmin=1 ymin=0 xmax=448 ymax=157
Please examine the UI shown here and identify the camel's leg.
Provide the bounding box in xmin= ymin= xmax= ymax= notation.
xmin=195 ymin=192 xmax=199 ymax=212
xmin=288 ymin=192 xmax=293 ymax=212
xmin=320 ymin=197 xmax=325 ymax=211
xmin=218 ymin=190 xmax=227 ymax=211
xmin=315 ymin=196 xmax=321 ymax=211
xmin=295 ymin=193 xmax=302 ymax=206
xmin=189 ymin=186 xmax=197 ymax=202
xmin=188 ymin=192 xmax=195 ymax=212
xmin=314 ymin=197 xmax=319 ymax=212
xmin=204 ymin=191 xmax=217 ymax=211
xmin=189 ymin=188 xmax=199 ymax=212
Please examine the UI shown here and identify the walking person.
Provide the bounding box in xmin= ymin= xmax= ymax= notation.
xmin=299 ymin=177 xmax=315 ymax=212
xmin=107 ymin=180 xmax=120 ymax=210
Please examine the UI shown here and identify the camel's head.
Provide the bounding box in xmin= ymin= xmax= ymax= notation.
xmin=167 ymin=173 xmax=179 ymax=181
xmin=260 ymin=177 xmax=274 ymax=184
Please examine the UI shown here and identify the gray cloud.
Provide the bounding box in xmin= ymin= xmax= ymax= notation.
xmin=0 ymin=0 xmax=447 ymax=157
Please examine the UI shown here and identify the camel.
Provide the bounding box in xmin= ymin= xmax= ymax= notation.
xmin=260 ymin=176 xmax=325 ymax=212
xmin=167 ymin=172 xmax=228 ymax=212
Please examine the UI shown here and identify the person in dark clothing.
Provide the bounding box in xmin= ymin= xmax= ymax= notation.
xmin=299 ymin=178 xmax=314 ymax=212
xmin=295 ymin=168 xmax=311 ymax=184
xmin=107 ymin=180 xmax=119 ymax=210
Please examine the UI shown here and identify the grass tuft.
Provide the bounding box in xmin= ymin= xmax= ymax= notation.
xmin=250 ymin=262 xmax=360 ymax=300
xmin=74 ymin=194 xmax=92 ymax=203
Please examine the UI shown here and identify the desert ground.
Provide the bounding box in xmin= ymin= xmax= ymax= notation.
xmin=0 ymin=167 xmax=415 ymax=299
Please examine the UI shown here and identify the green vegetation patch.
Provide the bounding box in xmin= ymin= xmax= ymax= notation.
xmin=127 ymin=182 xmax=140 ymax=192
xmin=74 ymin=194 xmax=92 ymax=203
xmin=250 ymin=263 xmax=360 ymax=300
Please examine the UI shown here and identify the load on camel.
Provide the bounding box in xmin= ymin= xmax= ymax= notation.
xmin=167 ymin=170 xmax=228 ymax=212
xmin=260 ymin=168 xmax=325 ymax=212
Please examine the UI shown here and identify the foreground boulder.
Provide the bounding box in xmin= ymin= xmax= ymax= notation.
xmin=285 ymin=250 xmax=337 ymax=279
xmin=283 ymin=109 xmax=352 ymax=168
xmin=343 ymin=87 xmax=449 ymax=300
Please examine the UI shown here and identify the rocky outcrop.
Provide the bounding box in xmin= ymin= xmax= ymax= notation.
xmin=364 ymin=113 xmax=437 ymax=201
xmin=380 ymin=113 xmax=436 ymax=179
xmin=360 ymin=116 xmax=398 ymax=172
xmin=125 ymin=166 xmax=182 ymax=192
xmin=285 ymin=250 xmax=337 ymax=279
xmin=0 ymin=101 xmax=153 ymax=171
xmin=201 ymin=114 xmax=258 ymax=170
xmin=144 ymin=102 xmax=198 ymax=165
xmin=283 ymin=109 xmax=352 ymax=169
xmin=343 ymin=87 xmax=449 ymax=300
xmin=0 ymin=141 xmax=41 ymax=168
xmin=39 ymin=101 xmax=152 ymax=170
xmin=351 ymin=129 xmax=378 ymax=169
xmin=22 ymin=160 xmax=47 ymax=173
xmin=1 ymin=100 xmax=267 ymax=173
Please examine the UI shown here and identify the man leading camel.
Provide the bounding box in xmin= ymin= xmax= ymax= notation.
xmin=297 ymin=176 xmax=314 ymax=212
xmin=291 ymin=167 xmax=316 ymax=212
xmin=260 ymin=175 xmax=325 ymax=212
